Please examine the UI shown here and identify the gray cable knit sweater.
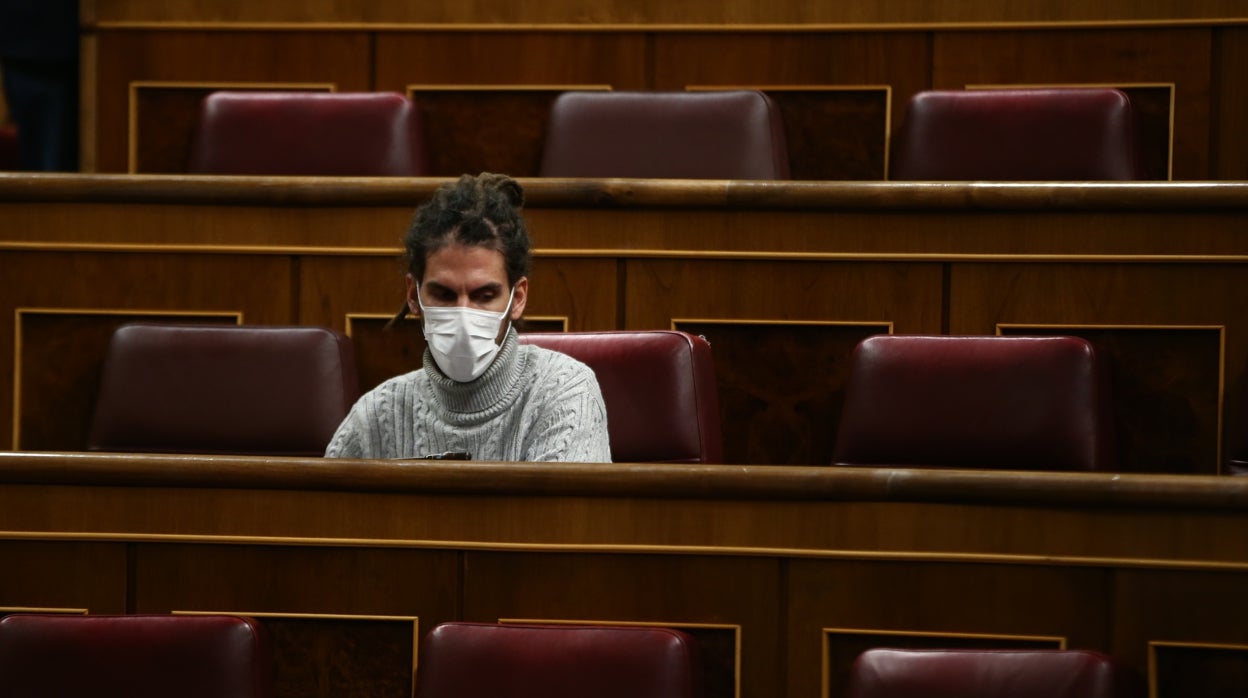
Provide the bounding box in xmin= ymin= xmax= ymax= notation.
xmin=324 ymin=329 xmax=612 ymax=462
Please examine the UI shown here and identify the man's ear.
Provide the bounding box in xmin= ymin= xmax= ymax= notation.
xmin=405 ymin=274 xmax=420 ymax=315
xmin=510 ymin=277 xmax=529 ymax=320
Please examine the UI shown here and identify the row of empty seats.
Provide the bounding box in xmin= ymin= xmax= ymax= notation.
xmin=0 ymin=613 xmax=1145 ymax=698
xmin=185 ymin=87 xmax=1147 ymax=180
xmin=88 ymin=323 xmax=1137 ymax=471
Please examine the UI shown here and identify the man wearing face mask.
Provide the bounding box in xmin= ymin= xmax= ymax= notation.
xmin=324 ymin=173 xmax=612 ymax=462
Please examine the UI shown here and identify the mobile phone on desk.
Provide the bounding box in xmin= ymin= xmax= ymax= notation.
xmin=403 ymin=451 xmax=471 ymax=460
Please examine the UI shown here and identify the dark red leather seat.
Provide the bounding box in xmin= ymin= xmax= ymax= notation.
xmin=890 ymin=88 xmax=1145 ymax=181
xmin=0 ymin=614 xmax=273 ymax=698
xmin=847 ymin=648 xmax=1143 ymax=698
xmin=539 ymin=90 xmax=790 ymax=179
xmin=188 ymin=91 xmax=429 ymax=176
xmin=87 ymin=323 xmax=359 ymax=456
xmin=519 ymin=330 xmax=723 ymax=463
xmin=832 ymin=335 xmax=1117 ymax=471
xmin=414 ymin=622 xmax=703 ymax=698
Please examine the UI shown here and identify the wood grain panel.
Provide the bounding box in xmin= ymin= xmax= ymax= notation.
xmin=135 ymin=545 xmax=455 ymax=698
xmin=463 ymin=552 xmax=778 ymax=698
xmin=931 ymin=28 xmax=1212 ymax=179
xmin=0 ymin=541 xmax=127 ymax=614
xmin=259 ymin=616 xmax=415 ymax=698
xmin=93 ymin=31 xmax=371 ymax=172
xmin=1212 ymin=27 xmax=1248 ymax=180
xmin=638 ymin=259 xmax=933 ymax=466
xmin=653 ymin=32 xmax=929 ymax=140
xmin=628 ymin=260 xmax=939 ymax=465
xmin=134 ymin=544 xmax=458 ymax=617
xmin=757 ymin=89 xmax=890 ymax=180
xmin=675 ymin=321 xmax=889 ymax=465
xmin=1151 ymin=642 xmax=1248 ymax=698
xmin=624 ymin=259 xmax=941 ymax=331
xmin=375 ymin=32 xmax=646 ymax=90
xmin=409 ymin=89 xmax=583 ymax=178
xmin=788 ymin=560 xmax=1112 ymax=698
xmin=86 ymin=0 xmax=1248 ymax=25
xmin=950 ymin=263 xmax=1248 ymax=474
xmin=1113 ymin=568 xmax=1248 ymax=670
xmin=999 ymin=325 xmax=1223 ymax=475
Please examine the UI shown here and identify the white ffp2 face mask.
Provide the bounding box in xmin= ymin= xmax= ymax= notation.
xmin=417 ymin=286 xmax=515 ymax=383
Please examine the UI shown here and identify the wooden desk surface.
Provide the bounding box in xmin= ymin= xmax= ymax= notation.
xmin=3 ymin=452 xmax=1248 ymax=698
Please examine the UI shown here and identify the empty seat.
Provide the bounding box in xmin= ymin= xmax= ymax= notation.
xmin=890 ymin=88 xmax=1145 ymax=181
xmin=833 ymin=335 xmax=1117 ymax=471
xmin=847 ymin=648 xmax=1143 ymax=698
xmin=519 ymin=330 xmax=723 ymax=463
xmin=188 ymin=91 xmax=429 ymax=176
xmin=88 ymin=323 xmax=359 ymax=456
xmin=539 ymin=90 xmax=790 ymax=179
xmin=0 ymin=613 xmax=273 ymax=698
xmin=414 ymin=622 xmax=703 ymax=698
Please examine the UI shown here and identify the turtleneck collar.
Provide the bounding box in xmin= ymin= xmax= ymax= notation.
xmin=423 ymin=327 xmax=528 ymax=418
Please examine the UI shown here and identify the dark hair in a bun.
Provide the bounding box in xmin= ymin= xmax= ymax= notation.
xmin=390 ymin=173 xmax=532 ymax=325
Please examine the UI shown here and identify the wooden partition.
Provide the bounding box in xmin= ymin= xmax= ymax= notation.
xmin=2 ymin=175 xmax=1248 ymax=472
xmin=79 ymin=1 xmax=1248 ymax=178
xmin=3 ymin=452 xmax=1248 ymax=698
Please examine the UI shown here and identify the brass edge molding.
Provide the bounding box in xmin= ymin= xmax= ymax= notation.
xmin=89 ymin=19 xmax=1248 ymax=33
xmin=1147 ymin=640 xmax=1248 ymax=698
xmin=0 ymin=606 xmax=89 ymax=614
xmin=997 ymin=323 xmax=1227 ymax=472
xmin=175 ymin=609 xmax=419 ymax=622
xmin=500 ymin=617 xmax=742 ymax=698
xmin=0 ymin=242 xmax=402 ymax=256
xmin=821 ymin=628 xmax=1066 ymax=698
xmin=406 ymin=83 xmax=612 ymax=92
xmin=11 ymin=308 xmax=242 ymax=449
xmin=126 ymin=81 xmax=338 ymax=174
xmin=673 ymin=318 xmax=893 ymax=331
xmin=10 ymin=242 xmax=1248 ymax=264
xmin=966 ymin=82 xmax=1177 ymax=181
xmin=4 ymin=530 xmax=1248 ymax=573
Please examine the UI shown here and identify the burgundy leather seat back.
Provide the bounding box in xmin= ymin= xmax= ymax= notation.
xmin=0 ymin=614 xmax=273 ymax=698
xmin=539 ymin=90 xmax=790 ymax=179
xmin=87 ymin=323 xmax=359 ymax=456
xmin=833 ymin=335 xmax=1116 ymax=471
xmin=890 ymin=88 xmax=1145 ymax=181
xmin=519 ymin=330 xmax=723 ymax=463
xmin=847 ymin=649 xmax=1143 ymax=698
xmin=188 ymin=91 xmax=429 ymax=176
xmin=414 ymin=622 xmax=703 ymax=698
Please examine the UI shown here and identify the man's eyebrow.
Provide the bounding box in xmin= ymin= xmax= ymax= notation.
xmin=423 ymin=280 xmax=504 ymax=294
xmin=470 ymin=282 xmax=505 ymax=294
